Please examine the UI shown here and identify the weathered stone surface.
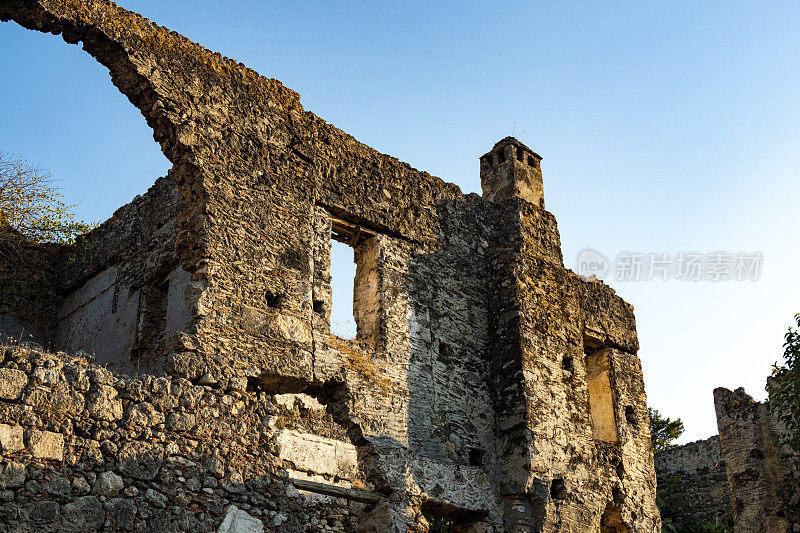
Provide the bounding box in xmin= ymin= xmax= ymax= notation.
xmin=42 ymin=476 xmax=71 ymax=499
xmin=714 ymin=386 xmax=798 ymax=532
xmin=27 ymin=429 xmax=64 ymax=461
xmin=29 ymin=500 xmax=59 ymax=523
xmin=118 ymin=441 xmax=163 ymax=480
xmin=0 ymin=368 xmax=27 ymax=399
xmin=94 ymin=470 xmax=124 ymax=498
xmin=0 ymin=460 xmax=26 ymax=489
xmin=165 ymin=412 xmax=196 ymax=431
xmin=86 ymin=384 xmax=123 ymax=421
xmin=0 ymin=1 xmax=663 ymax=530
xmin=276 ymin=430 xmax=357 ymax=480
xmin=145 ymin=488 xmax=167 ymax=508
xmin=62 ymin=496 xmax=105 ymax=529
xmin=0 ymin=423 xmax=24 ymax=454
xmin=655 ymin=436 xmax=730 ymax=529
xmin=105 ymin=497 xmax=137 ymax=531
xmin=23 ymin=386 xmax=84 ymax=414
xmin=217 ymin=505 xmax=264 ymax=533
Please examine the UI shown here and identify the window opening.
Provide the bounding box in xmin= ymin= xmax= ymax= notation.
xmin=330 ymin=239 xmax=357 ymax=339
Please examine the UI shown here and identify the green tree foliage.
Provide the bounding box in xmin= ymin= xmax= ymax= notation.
xmin=648 ymin=408 xmax=685 ymax=453
xmin=766 ymin=313 xmax=800 ymax=477
xmin=656 ymin=475 xmax=683 ymax=532
xmin=0 ymin=152 xmax=94 ymax=244
xmin=656 ymin=475 xmax=733 ymax=533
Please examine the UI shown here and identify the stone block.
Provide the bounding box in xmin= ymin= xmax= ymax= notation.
xmin=30 ymin=500 xmax=60 ymax=523
xmin=86 ymin=384 xmax=123 ymax=421
xmin=275 ymin=430 xmax=357 ymax=480
xmin=0 ymin=424 xmax=24 ymax=454
xmin=0 ymin=368 xmax=28 ymax=399
xmin=217 ymin=505 xmax=264 ymax=533
xmin=0 ymin=460 xmax=26 ymax=489
xmin=27 ymin=429 xmax=64 ymax=461
xmin=42 ymin=476 xmax=71 ymax=498
xmin=166 ymin=412 xmax=196 ymax=431
xmin=94 ymin=470 xmax=124 ymax=497
xmin=118 ymin=441 xmax=164 ymax=480
xmin=105 ymin=497 xmax=137 ymax=531
xmin=62 ymin=496 xmax=105 ymax=529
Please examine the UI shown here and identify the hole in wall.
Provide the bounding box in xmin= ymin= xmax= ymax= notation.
xmin=330 ymin=239 xmax=357 ymax=339
xmin=497 ymin=149 xmax=506 ymax=163
xmin=421 ymin=501 xmax=488 ymax=532
xmin=600 ymin=502 xmax=630 ymax=533
xmin=516 ymin=147 xmax=524 ymax=162
xmin=265 ymin=291 xmax=284 ymax=309
xmin=624 ymin=406 xmax=636 ymax=426
xmin=612 ymin=486 xmax=624 ymax=504
xmin=550 ymin=478 xmax=567 ymax=500
xmin=312 ymin=300 xmax=325 ymax=314
xmin=439 ymin=342 xmax=455 ymax=362
xmin=468 ymin=447 xmax=485 ymax=467
xmin=527 ymin=155 xmax=536 ymax=167
xmin=562 ymin=355 xmax=574 ymax=374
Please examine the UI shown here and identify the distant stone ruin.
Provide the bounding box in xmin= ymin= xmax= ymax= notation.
xmin=654 ymin=385 xmax=798 ymax=532
xmin=0 ymin=1 xmax=662 ymax=531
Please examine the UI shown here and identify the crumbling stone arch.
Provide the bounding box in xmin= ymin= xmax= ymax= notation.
xmin=0 ymin=0 xmax=216 ymax=273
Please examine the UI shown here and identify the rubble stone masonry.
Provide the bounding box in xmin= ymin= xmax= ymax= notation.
xmin=0 ymin=1 xmax=661 ymax=530
xmin=654 ymin=436 xmax=730 ymax=529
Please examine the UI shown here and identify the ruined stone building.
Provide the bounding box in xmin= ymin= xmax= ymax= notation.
xmin=0 ymin=1 xmax=662 ymax=531
xmin=655 ymin=384 xmax=798 ymax=532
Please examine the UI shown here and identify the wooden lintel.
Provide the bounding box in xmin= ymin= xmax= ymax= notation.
xmin=289 ymin=478 xmax=381 ymax=504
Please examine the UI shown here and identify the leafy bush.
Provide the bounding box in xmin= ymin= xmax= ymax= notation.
xmin=0 ymin=153 xmax=94 ymax=244
xmin=766 ymin=313 xmax=800 ymax=484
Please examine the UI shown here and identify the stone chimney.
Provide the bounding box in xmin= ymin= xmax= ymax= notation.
xmin=480 ymin=137 xmax=544 ymax=208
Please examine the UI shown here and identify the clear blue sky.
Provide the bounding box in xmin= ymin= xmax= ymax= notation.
xmin=2 ymin=1 xmax=799 ymax=443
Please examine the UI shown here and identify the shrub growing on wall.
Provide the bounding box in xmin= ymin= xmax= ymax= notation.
xmin=767 ymin=313 xmax=800 ymax=483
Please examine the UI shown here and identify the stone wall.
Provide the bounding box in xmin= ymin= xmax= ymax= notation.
xmin=0 ymin=174 xmax=185 ymax=374
xmin=0 ymin=346 xmax=364 ymax=532
xmin=54 ymin=175 xmax=183 ymax=373
xmin=0 ymin=1 xmax=663 ymax=530
xmin=654 ymin=436 xmax=730 ymax=529
xmin=714 ymin=387 xmax=798 ymax=532
xmin=0 ymin=229 xmax=61 ymax=347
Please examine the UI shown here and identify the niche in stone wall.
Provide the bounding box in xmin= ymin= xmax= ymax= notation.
xmin=585 ymin=346 xmax=618 ymax=443
xmin=131 ymin=281 xmax=168 ymax=366
xmin=599 ymin=502 xmax=630 ymax=532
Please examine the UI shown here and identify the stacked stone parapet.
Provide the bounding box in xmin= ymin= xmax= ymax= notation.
xmin=0 ymin=345 xmax=364 ymax=532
